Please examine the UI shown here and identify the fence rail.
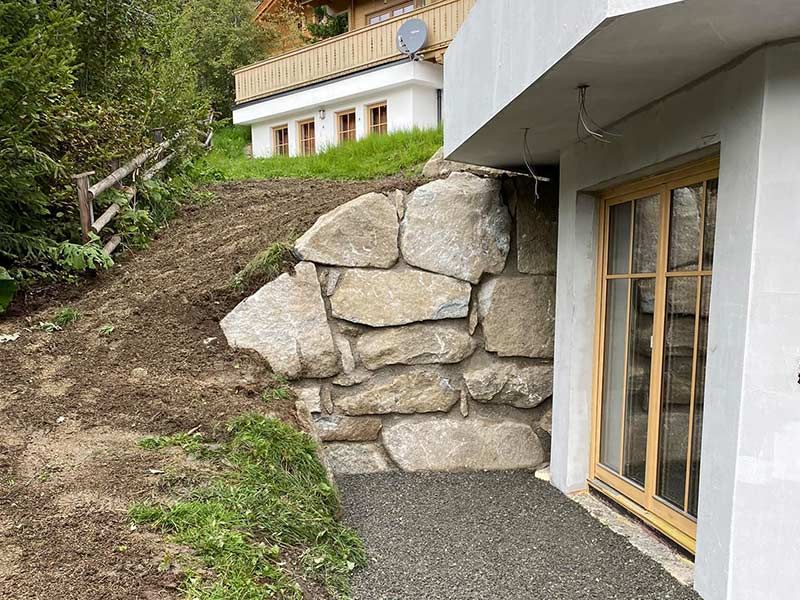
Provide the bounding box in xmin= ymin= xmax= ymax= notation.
xmin=234 ymin=0 xmax=475 ymax=104
xmin=71 ymin=114 xmax=214 ymax=255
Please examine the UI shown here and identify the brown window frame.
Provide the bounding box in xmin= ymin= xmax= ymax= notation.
xmin=297 ymin=119 xmax=316 ymax=156
xmin=337 ymin=109 xmax=357 ymax=144
xmin=366 ymin=1 xmax=416 ymax=26
xmin=272 ymin=124 xmax=289 ymax=156
xmin=589 ymin=156 xmax=721 ymax=555
xmin=367 ymin=102 xmax=388 ymax=136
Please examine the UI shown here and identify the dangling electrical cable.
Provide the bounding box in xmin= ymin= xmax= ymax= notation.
xmin=522 ymin=128 xmax=541 ymax=201
xmin=576 ymin=85 xmax=621 ymax=143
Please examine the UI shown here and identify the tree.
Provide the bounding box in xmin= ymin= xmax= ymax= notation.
xmin=175 ymin=0 xmax=279 ymax=116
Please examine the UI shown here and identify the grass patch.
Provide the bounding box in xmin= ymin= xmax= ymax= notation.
xmin=198 ymin=125 xmax=442 ymax=181
xmin=53 ymin=307 xmax=80 ymax=328
xmin=260 ymin=374 xmax=293 ymax=404
xmin=229 ymin=242 xmax=296 ymax=293
xmin=131 ymin=414 xmax=364 ymax=599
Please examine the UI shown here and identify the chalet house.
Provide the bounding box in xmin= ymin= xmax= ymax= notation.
xmin=233 ymin=0 xmax=473 ymax=157
xmin=444 ymin=1 xmax=800 ymax=599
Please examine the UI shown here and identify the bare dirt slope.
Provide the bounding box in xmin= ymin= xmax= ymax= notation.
xmin=0 ymin=176 xmax=425 ymax=600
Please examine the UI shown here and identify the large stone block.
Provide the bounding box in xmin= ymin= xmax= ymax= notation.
xmin=356 ymin=321 xmax=477 ymax=370
xmin=400 ymin=172 xmax=510 ymax=283
xmin=463 ymin=354 xmax=553 ymax=409
xmin=382 ymin=415 xmax=544 ymax=471
xmin=329 ymin=267 xmax=471 ymax=327
xmin=477 ymin=275 xmax=556 ymax=358
xmin=333 ymin=369 xmax=459 ymax=416
xmin=220 ymin=262 xmax=340 ymax=379
xmin=314 ymin=415 xmax=382 ymax=442
xmin=293 ymin=192 xmax=399 ymax=268
xmin=325 ymin=443 xmax=395 ymax=474
xmin=505 ymin=178 xmax=558 ymax=275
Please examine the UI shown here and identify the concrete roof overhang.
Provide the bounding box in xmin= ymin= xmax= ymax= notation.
xmin=444 ymin=0 xmax=800 ymax=169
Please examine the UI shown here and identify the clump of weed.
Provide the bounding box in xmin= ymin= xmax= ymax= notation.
xmin=131 ymin=415 xmax=364 ymax=599
xmin=98 ymin=324 xmax=115 ymax=336
xmin=53 ymin=307 xmax=80 ymax=328
xmin=228 ymin=242 xmax=295 ymax=293
xmin=260 ymin=374 xmax=294 ymax=404
xmin=138 ymin=432 xmax=212 ymax=458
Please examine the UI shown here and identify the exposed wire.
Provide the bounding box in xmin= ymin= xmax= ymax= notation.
xmin=522 ymin=128 xmax=541 ymax=202
xmin=576 ymin=85 xmax=621 ymax=144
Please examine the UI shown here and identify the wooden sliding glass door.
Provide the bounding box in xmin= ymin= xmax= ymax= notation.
xmin=590 ymin=158 xmax=718 ymax=551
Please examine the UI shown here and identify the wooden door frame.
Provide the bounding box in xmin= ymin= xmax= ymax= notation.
xmin=588 ymin=156 xmax=720 ymax=553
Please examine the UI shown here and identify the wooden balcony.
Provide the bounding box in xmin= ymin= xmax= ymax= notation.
xmin=234 ymin=0 xmax=475 ymax=104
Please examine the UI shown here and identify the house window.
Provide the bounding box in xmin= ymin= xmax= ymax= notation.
xmin=298 ymin=119 xmax=316 ymax=155
xmin=337 ymin=110 xmax=357 ymax=143
xmin=367 ymin=103 xmax=388 ymax=135
xmin=273 ymin=125 xmax=289 ymax=156
xmin=367 ymin=1 xmax=415 ymax=25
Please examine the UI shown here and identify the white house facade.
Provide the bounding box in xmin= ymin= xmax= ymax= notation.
xmin=445 ymin=1 xmax=800 ymax=599
xmin=233 ymin=61 xmax=442 ymax=157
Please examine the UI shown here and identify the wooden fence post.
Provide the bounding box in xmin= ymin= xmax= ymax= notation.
xmin=72 ymin=171 xmax=96 ymax=243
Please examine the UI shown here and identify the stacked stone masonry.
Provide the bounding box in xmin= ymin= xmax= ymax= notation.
xmin=221 ymin=163 xmax=558 ymax=474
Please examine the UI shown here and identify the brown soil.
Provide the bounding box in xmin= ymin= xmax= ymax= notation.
xmin=0 ymin=176 xmax=427 ymax=600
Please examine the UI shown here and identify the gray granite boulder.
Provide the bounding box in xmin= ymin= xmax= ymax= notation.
xmin=293 ymin=192 xmax=399 ymax=268
xmin=220 ymin=262 xmax=340 ymax=379
xmin=382 ymin=414 xmax=544 ymax=471
xmin=463 ymin=353 xmax=553 ymax=409
xmin=477 ymin=274 xmax=556 ymax=358
xmin=330 ymin=267 xmax=471 ymax=327
xmin=333 ymin=369 xmax=460 ymax=416
xmin=356 ymin=321 xmax=477 ymax=370
xmin=400 ymin=172 xmax=510 ymax=283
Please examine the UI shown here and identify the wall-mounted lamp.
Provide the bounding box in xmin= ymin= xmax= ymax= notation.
xmin=318 ymin=108 xmax=326 ymax=120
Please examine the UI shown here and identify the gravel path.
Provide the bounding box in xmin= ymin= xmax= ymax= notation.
xmin=339 ymin=471 xmax=701 ymax=600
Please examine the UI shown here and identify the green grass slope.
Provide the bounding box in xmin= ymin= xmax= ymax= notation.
xmin=198 ymin=125 xmax=442 ymax=181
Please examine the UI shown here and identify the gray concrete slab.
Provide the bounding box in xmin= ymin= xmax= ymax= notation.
xmin=339 ymin=471 xmax=700 ymax=600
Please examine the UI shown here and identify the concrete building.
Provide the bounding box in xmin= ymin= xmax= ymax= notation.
xmin=233 ymin=0 xmax=474 ymax=157
xmin=444 ymin=1 xmax=800 ymax=599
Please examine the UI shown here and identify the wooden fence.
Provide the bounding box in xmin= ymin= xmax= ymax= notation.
xmin=71 ymin=115 xmax=214 ymax=255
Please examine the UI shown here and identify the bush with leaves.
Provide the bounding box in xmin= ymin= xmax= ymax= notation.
xmin=0 ymin=0 xmax=282 ymax=303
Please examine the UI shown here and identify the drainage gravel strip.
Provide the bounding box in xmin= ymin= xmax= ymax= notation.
xmin=339 ymin=471 xmax=701 ymax=600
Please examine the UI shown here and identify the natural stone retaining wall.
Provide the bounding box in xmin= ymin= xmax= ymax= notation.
xmin=222 ymin=165 xmax=558 ymax=474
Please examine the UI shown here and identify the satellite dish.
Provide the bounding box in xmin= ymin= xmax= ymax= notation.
xmin=397 ymin=19 xmax=428 ymax=59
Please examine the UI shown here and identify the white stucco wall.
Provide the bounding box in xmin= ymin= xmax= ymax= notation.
xmin=233 ymin=61 xmax=442 ymax=158
xmin=552 ymin=42 xmax=800 ymax=600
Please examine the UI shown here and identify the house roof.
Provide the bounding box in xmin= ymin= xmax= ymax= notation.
xmin=444 ymin=0 xmax=800 ymax=169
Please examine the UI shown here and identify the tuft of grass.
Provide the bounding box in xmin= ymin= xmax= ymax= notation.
xmin=229 ymin=242 xmax=295 ymax=292
xmin=138 ymin=432 xmax=212 ymax=458
xmin=260 ymin=374 xmax=294 ymax=404
xmin=98 ymin=323 xmax=115 ymax=336
xmin=197 ymin=125 xmax=442 ymax=182
xmin=132 ymin=415 xmax=364 ymax=599
xmin=52 ymin=307 xmax=80 ymax=328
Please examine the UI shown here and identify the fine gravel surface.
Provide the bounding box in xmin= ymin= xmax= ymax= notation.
xmin=339 ymin=471 xmax=701 ymax=600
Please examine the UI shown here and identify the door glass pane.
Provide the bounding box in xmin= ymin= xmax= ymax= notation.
xmin=608 ymin=202 xmax=631 ymax=274
xmin=668 ymin=184 xmax=703 ymax=271
xmin=600 ymin=279 xmax=629 ymax=472
xmin=688 ymin=276 xmax=711 ymax=516
xmin=703 ymin=180 xmax=718 ymax=270
xmin=623 ymin=278 xmax=655 ymax=486
xmin=657 ymin=277 xmax=698 ymax=509
xmin=632 ymin=195 xmax=660 ymax=274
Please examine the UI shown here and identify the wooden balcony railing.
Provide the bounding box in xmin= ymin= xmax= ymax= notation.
xmin=234 ymin=0 xmax=476 ymax=104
